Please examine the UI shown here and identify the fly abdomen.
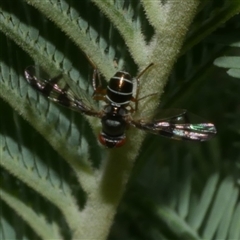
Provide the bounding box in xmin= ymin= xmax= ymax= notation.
xmin=106 ymin=71 xmax=133 ymax=105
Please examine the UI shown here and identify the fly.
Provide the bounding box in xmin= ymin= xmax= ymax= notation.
xmin=24 ymin=62 xmax=216 ymax=148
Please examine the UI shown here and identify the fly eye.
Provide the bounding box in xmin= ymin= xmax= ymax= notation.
xmin=115 ymin=138 xmax=126 ymax=147
xmin=98 ymin=133 xmax=126 ymax=148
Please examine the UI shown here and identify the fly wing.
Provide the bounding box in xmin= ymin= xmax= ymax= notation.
xmin=24 ymin=66 xmax=101 ymax=117
xmin=129 ymin=109 xmax=217 ymax=141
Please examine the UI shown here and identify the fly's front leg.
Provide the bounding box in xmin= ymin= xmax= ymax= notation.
xmin=85 ymin=54 xmax=106 ymax=100
xmin=85 ymin=54 xmax=105 ymax=97
xmin=92 ymin=68 xmax=101 ymax=93
xmin=89 ymin=68 xmax=106 ymax=105
xmin=92 ymin=68 xmax=106 ymax=101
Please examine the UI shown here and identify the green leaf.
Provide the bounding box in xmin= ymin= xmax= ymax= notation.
xmin=214 ymin=56 xmax=240 ymax=69
xmin=214 ymin=56 xmax=240 ymax=79
xmin=0 ymin=188 xmax=62 ymax=240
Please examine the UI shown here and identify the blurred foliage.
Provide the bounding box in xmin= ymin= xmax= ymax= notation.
xmin=0 ymin=0 xmax=240 ymax=240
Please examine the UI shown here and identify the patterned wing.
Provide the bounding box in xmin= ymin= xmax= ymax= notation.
xmin=129 ymin=109 xmax=217 ymax=141
xmin=24 ymin=66 xmax=101 ymax=117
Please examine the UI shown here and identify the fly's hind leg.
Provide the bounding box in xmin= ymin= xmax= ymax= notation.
xmin=134 ymin=63 xmax=155 ymax=111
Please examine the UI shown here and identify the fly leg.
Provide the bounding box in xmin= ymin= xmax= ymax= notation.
xmin=134 ymin=63 xmax=155 ymax=111
xmin=85 ymin=55 xmax=107 ymax=101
